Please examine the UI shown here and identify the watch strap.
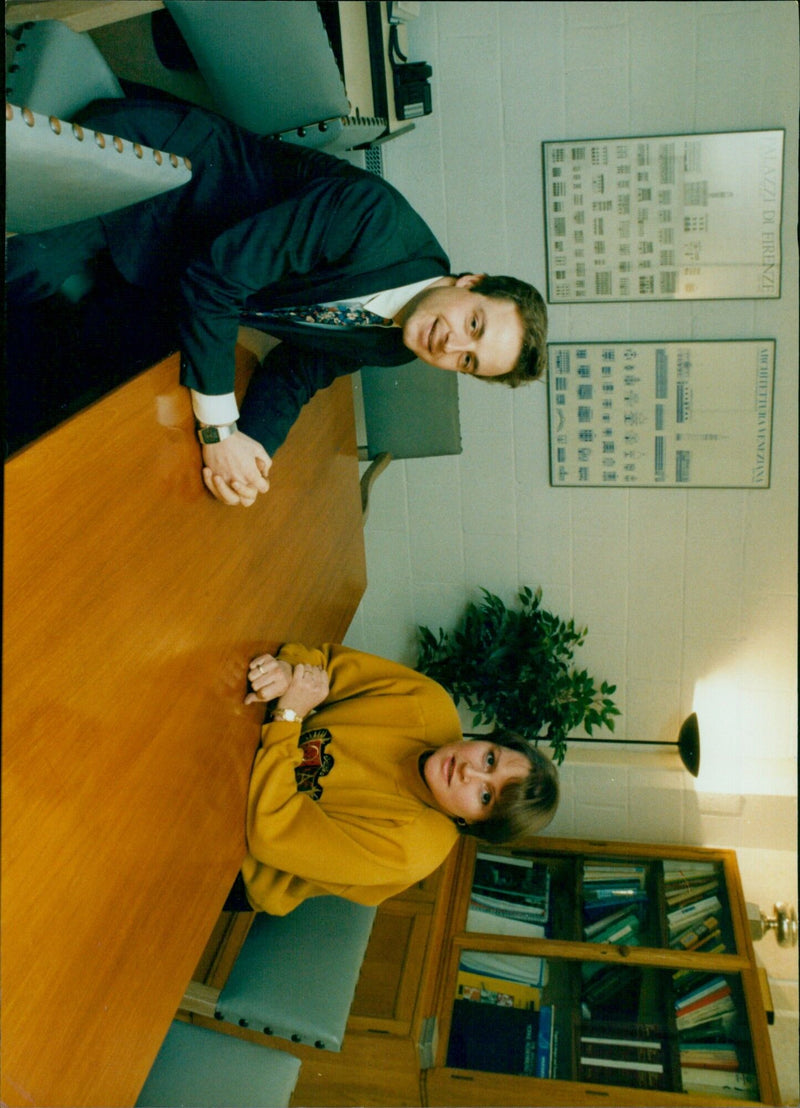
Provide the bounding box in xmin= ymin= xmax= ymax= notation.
xmin=196 ymin=421 xmax=238 ymax=445
xmin=271 ymin=707 xmax=304 ymax=723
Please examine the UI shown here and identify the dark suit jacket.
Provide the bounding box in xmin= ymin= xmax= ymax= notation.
xmin=76 ymin=99 xmax=450 ymax=454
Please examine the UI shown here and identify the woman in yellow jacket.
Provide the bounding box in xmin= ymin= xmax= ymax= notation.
xmin=232 ymin=643 xmax=559 ymax=915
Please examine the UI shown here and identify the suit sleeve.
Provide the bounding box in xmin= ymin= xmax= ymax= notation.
xmin=236 ymin=341 xmax=358 ymax=456
xmin=177 ymin=176 xmax=405 ymax=398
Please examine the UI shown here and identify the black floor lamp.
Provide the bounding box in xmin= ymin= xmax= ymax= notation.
xmin=566 ymin=712 xmax=701 ymax=776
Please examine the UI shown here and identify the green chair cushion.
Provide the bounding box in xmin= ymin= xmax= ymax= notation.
xmin=136 ymin=1020 xmax=300 ymax=1108
xmin=216 ymin=896 xmax=376 ymax=1051
xmin=163 ymin=0 xmax=349 ymax=136
xmin=6 ymin=103 xmax=191 ymax=233
xmin=6 ymin=19 xmax=123 ymax=119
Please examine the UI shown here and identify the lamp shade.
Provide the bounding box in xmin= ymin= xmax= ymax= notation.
xmin=677 ymin=712 xmax=701 ymax=776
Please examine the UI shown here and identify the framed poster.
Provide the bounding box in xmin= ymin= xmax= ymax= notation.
xmin=542 ymin=130 xmax=784 ymax=302
xmin=548 ymin=340 xmax=775 ymax=488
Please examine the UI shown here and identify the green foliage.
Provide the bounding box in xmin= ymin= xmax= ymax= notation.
xmin=417 ymin=586 xmax=621 ymax=765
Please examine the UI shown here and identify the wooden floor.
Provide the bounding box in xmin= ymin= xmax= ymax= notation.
xmin=1 ymin=346 xmax=367 ymax=1107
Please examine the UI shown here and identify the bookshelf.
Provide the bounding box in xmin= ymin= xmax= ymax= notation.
xmin=422 ymin=837 xmax=781 ymax=1107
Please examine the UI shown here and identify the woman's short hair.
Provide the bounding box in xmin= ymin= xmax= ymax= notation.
xmin=459 ymin=730 xmax=559 ymax=844
xmin=470 ymin=274 xmax=548 ymax=387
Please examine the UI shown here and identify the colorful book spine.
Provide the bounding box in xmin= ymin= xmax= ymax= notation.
xmin=690 ymin=931 xmax=725 ymax=955
xmin=665 ymin=879 xmax=721 ymax=906
xmin=456 ymin=968 xmax=542 ymax=1010
xmin=680 ymin=1041 xmax=738 ymax=1064
xmin=467 ymin=904 xmax=546 ymax=937
xmin=589 ymin=912 xmax=641 ymax=945
xmin=583 ymin=892 xmax=648 ymax=919
xmin=469 ymin=892 xmax=547 ymax=922
xmin=580 ymin=1055 xmax=664 ymax=1074
xmin=676 ymin=995 xmax=736 ymax=1030
xmin=579 ymin=1018 xmax=667 ymax=1088
xmin=584 ymin=862 xmax=646 ymax=875
xmin=584 ymin=904 xmax=632 ymax=938
xmin=681 ymin=1067 xmax=758 ymax=1098
xmin=476 ymin=851 xmax=537 ymax=869
xmin=664 ymin=870 xmax=718 ymax=887
xmin=582 ymin=965 xmax=631 ymax=1005
xmin=679 ymin=1055 xmax=740 ymax=1071
xmin=584 ymin=870 xmax=646 ymax=888
xmin=676 ymin=983 xmax=732 ymax=1019
xmin=667 ymin=894 xmax=722 ymax=931
xmin=550 ymin=1026 xmax=560 ymax=1079
xmin=535 ymin=1004 xmax=555 ymax=1078
xmin=678 ymin=1013 xmax=736 ymax=1041
xmin=579 ymin=1033 xmax=667 ymax=1092
xmin=473 ymin=854 xmax=551 ymax=914
xmin=673 ymin=948 xmax=727 ymax=993
xmin=663 ymin=860 xmax=716 ymax=880
xmin=669 ymin=915 xmax=719 ymax=949
xmin=459 ymin=950 xmax=547 ymax=987
xmin=584 ymin=885 xmax=646 ymax=901
xmin=667 ymin=887 xmax=722 ymax=911
xmin=582 ymin=1035 xmax=660 ymax=1051
xmin=676 ymin=974 xmax=728 ymax=1008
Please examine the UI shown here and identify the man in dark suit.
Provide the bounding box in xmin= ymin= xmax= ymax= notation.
xmin=6 ymin=98 xmax=547 ymax=507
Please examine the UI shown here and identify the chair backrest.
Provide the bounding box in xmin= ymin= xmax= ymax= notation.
xmin=135 ymin=1020 xmax=301 ymax=1108
xmin=163 ymin=0 xmax=349 ymax=135
xmin=355 ymin=360 xmax=463 ymax=519
xmin=358 ymin=359 xmax=463 ymax=459
xmin=5 ymin=101 xmax=191 ymax=233
xmin=216 ymin=896 xmax=377 ymax=1051
xmin=5 ymin=19 xmax=123 ymax=119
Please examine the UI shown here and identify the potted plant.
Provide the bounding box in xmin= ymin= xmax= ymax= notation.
xmin=417 ymin=586 xmax=620 ymax=765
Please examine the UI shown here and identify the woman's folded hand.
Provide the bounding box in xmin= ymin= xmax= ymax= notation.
xmin=244 ymin=653 xmax=293 ymax=704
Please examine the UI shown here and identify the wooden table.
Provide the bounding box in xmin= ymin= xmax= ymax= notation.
xmin=5 ymin=1 xmax=164 ymax=34
xmin=1 ymin=348 xmax=366 ymax=1107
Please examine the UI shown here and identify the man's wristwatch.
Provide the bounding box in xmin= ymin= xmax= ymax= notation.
xmin=271 ymin=708 xmax=303 ymax=723
xmin=196 ymin=421 xmax=238 ymax=445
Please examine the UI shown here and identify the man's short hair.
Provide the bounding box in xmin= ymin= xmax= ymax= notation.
xmin=471 ymin=274 xmax=547 ymax=387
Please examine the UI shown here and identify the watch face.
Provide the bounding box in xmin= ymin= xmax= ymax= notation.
xmin=201 ymin=426 xmax=221 ymax=443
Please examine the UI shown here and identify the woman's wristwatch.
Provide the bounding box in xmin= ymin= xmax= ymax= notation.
xmin=271 ymin=707 xmax=303 ymax=723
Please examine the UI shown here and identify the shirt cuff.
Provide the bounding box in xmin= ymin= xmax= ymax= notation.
xmin=190 ymin=390 xmax=240 ymax=426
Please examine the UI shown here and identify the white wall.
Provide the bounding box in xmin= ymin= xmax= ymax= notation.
xmin=343 ymin=2 xmax=799 ymax=1100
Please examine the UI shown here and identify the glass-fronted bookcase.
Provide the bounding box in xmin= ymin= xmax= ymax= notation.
xmin=422 ymin=837 xmax=781 ymax=1107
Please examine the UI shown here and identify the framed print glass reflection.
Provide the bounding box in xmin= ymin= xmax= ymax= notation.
xmin=548 ymin=340 xmax=775 ymax=488
xmin=542 ymin=131 xmax=784 ymax=302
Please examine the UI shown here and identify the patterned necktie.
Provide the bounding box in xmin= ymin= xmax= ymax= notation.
xmin=249 ymin=302 xmax=393 ymax=328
